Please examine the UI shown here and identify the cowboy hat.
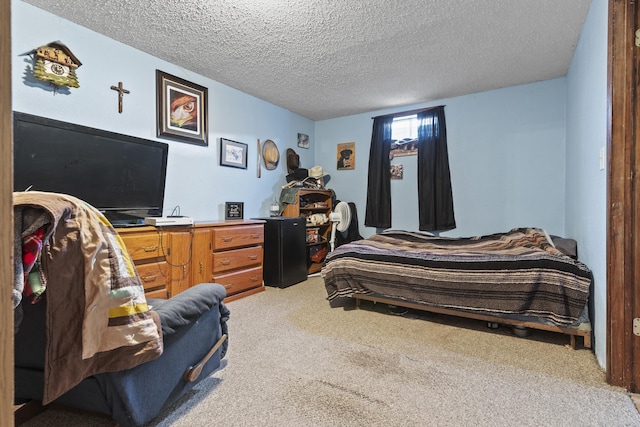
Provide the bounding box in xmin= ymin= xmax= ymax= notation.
xmin=286 ymin=168 xmax=308 ymax=183
xmin=262 ymin=140 xmax=279 ymax=170
xmin=286 ymin=148 xmax=300 ymax=174
xmin=309 ymin=165 xmax=329 ymax=178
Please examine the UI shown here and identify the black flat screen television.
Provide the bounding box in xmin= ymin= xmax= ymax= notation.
xmin=13 ymin=112 xmax=169 ymax=226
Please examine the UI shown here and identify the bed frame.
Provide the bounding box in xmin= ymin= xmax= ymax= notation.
xmin=353 ymin=294 xmax=592 ymax=350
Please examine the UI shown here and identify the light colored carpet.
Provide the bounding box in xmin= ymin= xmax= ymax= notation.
xmin=20 ymin=277 xmax=640 ymax=426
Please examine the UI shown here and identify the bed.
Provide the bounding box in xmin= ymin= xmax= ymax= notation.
xmin=321 ymin=228 xmax=593 ymax=349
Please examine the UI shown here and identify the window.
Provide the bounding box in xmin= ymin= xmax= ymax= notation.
xmin=391 ymin=114 xmax=418 ymax=157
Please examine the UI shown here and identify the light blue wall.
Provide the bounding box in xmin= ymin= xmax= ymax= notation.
xmin=12 ymin=0 xmax=314 ymax=220
xmin=566 ymin=0 xmax=608 ymax=368
xmin=316 ymin=0 xmax=608 ymax=369
xmin=316 ymin=79 xmax=567 ymax=239
xmin=13 ymin=0 xmax=609 ymax=368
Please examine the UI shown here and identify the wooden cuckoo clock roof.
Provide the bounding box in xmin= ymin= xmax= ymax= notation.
xmin=32 ymin=41 xmax=81 ymax=69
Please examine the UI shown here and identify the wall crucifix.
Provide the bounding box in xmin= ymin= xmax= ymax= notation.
xmin=110 ymin=81 xmax=130 ymax=113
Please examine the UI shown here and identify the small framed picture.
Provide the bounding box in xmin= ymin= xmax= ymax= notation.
xmin=306 ymin=227 xmax=320 ymax=243
xmin=337 ymin=142 xmax=355 ymax=170
xmin=391 ymin=164 xmax=404 ymax=180
xmin=156 ymin=70 xmax=208 ymax=146
xmin=298 ymin=133 xmax=310 ymax=149
xmin=225 ymin=202 xmax=244 ymax=220
xmin=220 ymin=138 xmax=248 ymax=169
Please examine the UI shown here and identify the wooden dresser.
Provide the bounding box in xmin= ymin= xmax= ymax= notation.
xmin=118 ymin=220 xmax=265 ymax=302
xmin=209 ymin=222 xmax=264 ymax=302
xmin=118 ymin=226 xmax=170 ymax=299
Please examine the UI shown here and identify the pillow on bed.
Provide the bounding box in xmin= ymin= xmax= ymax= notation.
xmin=550 ymin=235 xmax=578 ymax=259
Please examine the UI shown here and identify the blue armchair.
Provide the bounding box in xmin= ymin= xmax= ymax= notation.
xmin=14 ymin=283 xmax=230 ymax=426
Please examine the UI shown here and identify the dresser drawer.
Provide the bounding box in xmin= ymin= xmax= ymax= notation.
xmin=212 ymin=225 xmax=264 ymax=250
xmin=145 ymin=288 xmax=169 ymax=300
xmin=121 ymin=232 xmax=166 ymax=261
xmin=212 ymin=266 xmax=263 ymax=296
xmin=135 ymin=261 xmax=168 ymax=291
xmin=212 ymin=246 xmax=262 ymax=273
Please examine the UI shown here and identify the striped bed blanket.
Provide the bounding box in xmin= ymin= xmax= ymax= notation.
xmin=322 ymin=228 xmax=592 ymax=326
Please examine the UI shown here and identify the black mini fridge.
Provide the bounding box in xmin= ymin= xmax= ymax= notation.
xmin=254 ymin=216 xmax=307 ymax=288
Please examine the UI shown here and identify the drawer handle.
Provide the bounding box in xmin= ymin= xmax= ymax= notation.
xmin=250 ymin=234 xmax=260 ymax=239
xmin=143 ymin=245 xmax=158 ymax=252
xmin=221 ymin=259 xmax=232 ymax=266
xmin=141 ymin=275 xmax=157 ymax=282
xmin=221 ymin=237 xmax=233 ymax=242
xmin=250 ymin=276 xmax=259 ymax=282
xmin=248 ymin=255 xmax=258 ymax=260
xmin=223 ymin=283 xmax=232 ymax=289
xmin=199 ymin=261 xmax=203 ymax=274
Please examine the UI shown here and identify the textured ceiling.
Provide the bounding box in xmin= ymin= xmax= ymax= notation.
xmin=23 ymin=0 xmax=592 ymax=121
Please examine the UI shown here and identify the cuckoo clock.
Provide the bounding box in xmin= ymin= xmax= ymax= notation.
xmin=29 ymin=41 xmax=81 ymax=89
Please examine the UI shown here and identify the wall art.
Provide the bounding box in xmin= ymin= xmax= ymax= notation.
xmin=220 ymin=138 xmax=248 ymax=169
xmin=390 ymin=164 xmax=404 ymax=179
xmin=336 ymin=142 xmax=355 ymax=170
xmin=156 ymin=70 xmax=208 ymax=146
xmin=298 ymin=133 xmax=310 ymax=149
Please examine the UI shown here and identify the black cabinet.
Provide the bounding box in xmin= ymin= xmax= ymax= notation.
xmin=254 ymin=217 xmax=307 ymax=288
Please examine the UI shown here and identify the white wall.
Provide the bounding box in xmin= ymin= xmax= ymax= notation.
xmin=12 ymin=0 xmax=314 ymax=220
xmin=315 ymin=78 xmax=567 ymax=239
xmin=565 ymin=0 xmax=608 ymax=368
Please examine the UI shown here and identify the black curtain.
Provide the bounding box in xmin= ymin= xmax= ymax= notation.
xmin=417 ymin=106 xmax=456 ymax=231
xmin=364 ymin=116 xmax=393 ymax=228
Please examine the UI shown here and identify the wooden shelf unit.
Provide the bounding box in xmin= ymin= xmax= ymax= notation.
xmin=282 ymin=189 xmax=332 ymax=274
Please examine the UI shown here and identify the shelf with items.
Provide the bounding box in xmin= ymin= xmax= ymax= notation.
xmin=306 ymin=240 xmax=328 ymax=247
xmin=300 ymin=203 xmax=330 ymax=211
xmin=307 ymin=244 xmax=328 ymax=274
xmin=281 ymin=188 xmax=332 ymax=274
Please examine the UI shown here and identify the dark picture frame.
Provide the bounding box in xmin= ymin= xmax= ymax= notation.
xmin=156 ymin=70 xmax=208 ymax=146
xmin=225 ymin=202 xmax=244 ymax=220
xmin=220 ymin=138 xmax=248 ymax=169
